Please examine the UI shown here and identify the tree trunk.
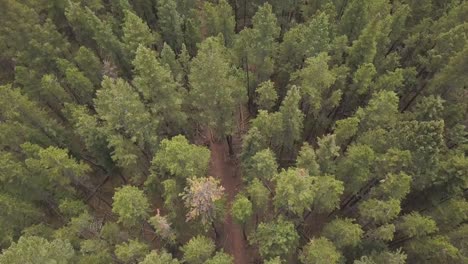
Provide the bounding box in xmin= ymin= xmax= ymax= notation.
xmin=226 ymin=135 xmax=234 ymax=156
xmin=212 ymin=221 xmax=219 ymax=239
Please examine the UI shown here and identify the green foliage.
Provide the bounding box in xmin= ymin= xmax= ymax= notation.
xmin=334 ymin=117 xmax=360 ymax=146
xmin=278 ymin=86 xmax=304 ymax=149
xmin=431 ymin=198 xmax=468 ymax=231
xmin=359 ymin=199 xmax=401 ymax=225
xmin=292 ymin=53 xmax=337 ymax=114
xmin=189 ymin=36 xmax=246 ymax=136
xmin=256 ymin=80 xmax=278 ymax=111
xmin=353 ymin=63 xmax=376 ymax=95
xmin=356 ymin=91 xmax=400 ymax=130
xmin=234 ymin=3 xmax=280 ymax=91
xmin=133 ymin=45 xmax=186 ymax=133
xmin=278 ymin=12 xmax=332 ymax=74
xmin=398 ymin=212 xmax=438 ymax=238
xmin=95 ymin=77 xmax=158 ymax=159
xmin=115 ymin=239 xmax=149 ymax=263
xmin=112 ymin=186 xmax=150 ymax=227
xmin=205 ymin=251 xmax=234 ymax=264
xmin=250 ymin=218 xmax=299 ymax=259
xmin=140 ymin=250 xmax=180 ymax=264
xmin=354 ymin=249 xmax=407 ymax=264
xmin=0 ymin=236 xmax=74 ymax=264
xmin=122 ymin=10 xmax=157 ymax=58
xmin=100 ymin=222 xmax=121 ymax=245
xmin=160 ymin=43 xmax=183 ymax=83
xmin=337 ymin=144 xmax=376 ymax=194
xmin=152 ymin=135 xmax=210 ymax=179
xmin=79 ymin=239 xmax=112 ymax=264
xmin=316 ymin=134 xmax=340 ymax=174
xmin=370 ymin=173 xmax=412 ymax=201
xmin=322 ymin=218 xmax=363 ymax=249
xmin=265 ymin=257 xmax=283 ymax=264
xmin=1 ymin=1 xmax=468 ymax=263
xmin=246 ymin=178 xmax=270 ymax=212
xmin=311 ymin=176 xmax=344 ymax=213
xmin=181 ymin=236 xmax=215 ymax=264
xmin=74 ymin=46 xmax=102 ymax=85
xmin=274 ymin=168 xmax=315 ymax=215
xmin=244 ymin=148 xmax=278 ymax=182
xmin=406 ymin=235 xmax=460 ymax=264
xmin=0 ymin=193 xmax=42 ymax=247
xmin=366 ymin=224 xmax=396 ymax=242
xmin=202 ymin=0 xmax=236 ymax=46
xmin=232 ymin=194 xmax=253 ymax=224
xmin=299 ymin=237 xmax=341 ymax=264
xmin=59 ymin=198 xmax=87 ymax=218
xmin=22 ymin=143 xmax=90 ymax=193
xmin=296 ymin=143 xmax=320 ymax=176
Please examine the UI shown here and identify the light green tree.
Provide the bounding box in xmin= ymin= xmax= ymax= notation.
xmin=115 ymin=239 xmax=149 ymax=263
xmin=112 ymin=186 xmax=150 ymax=227
xmin=0 ymin=236 xmax=74 ymax=264
xmin=278 ymin=86 xmax=304 ymax=150
xmin=189 ymin=36 xmax=245 ymax=137
xmin=250 ymin=218 xmax=299 ymax=259
xmin=244 ymin=148 xmax=278 ymax=182
xmin=274 ymin=168 xmax=315 ymax=216
xmin=299 ymin=237 xmax=341 ymax=264
xmin=297 ymin=143 xmax=320 ymax=176
xmin=312 ymin=176 xmax=344 ymax=214
xmin=232 ymin=194 xmax=253 ymax=225
xmin=205 ymin=251 xmax=234 ymax=264
xmin=256 ymin=80 xmax=278 ymax=111
xmin=202 ymin=0 xmax=236 ymax=46
xmin=152 ymin=135 xmax=210 ymax=179
xmin=181 ymin=236 xmax=215 ymax=264
xmin=122 ymin=10 xmax=157 ymax=58
xmin=140 ymin=250 xmax=180 ymax=264
xmin=322 ymin=218 xmax=363 ymax=249
xmin=156 ymin=0 xmax=183 ymax=50
xmin=133 ymin=45 xmax=187 ymax=134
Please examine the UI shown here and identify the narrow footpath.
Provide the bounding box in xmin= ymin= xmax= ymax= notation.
xmin=209 ymin=139 xmax=249 ymax=264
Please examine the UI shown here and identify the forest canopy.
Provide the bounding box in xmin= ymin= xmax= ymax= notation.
xmin=0 ymin=0 xmax=467 ymax=263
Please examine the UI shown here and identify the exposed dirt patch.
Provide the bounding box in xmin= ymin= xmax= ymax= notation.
xmin=209 ymin=138 xmax=249 ymax=264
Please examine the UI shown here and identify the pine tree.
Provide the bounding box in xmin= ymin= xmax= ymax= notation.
xmin=299 ymin=237 xmax=341 ymax=264
xmin=181 ymin=236 xmax=215 ymax=264
xmin=250 ymin=217 xmax=299 ymax=259
xmin=132 ymin=45 xmax=187 ymax=134
xmin=112 ymin=186 xmax=150 ymax=227
xmin=202 ymin=0 xmax=236 ymax=46
xmin=189 ymin=36 xmax=246 ymax=138
xmin=122 ymin=10 xmax=158 ymax=59
xmin=157 ymin=0 xmax=184 ymax=51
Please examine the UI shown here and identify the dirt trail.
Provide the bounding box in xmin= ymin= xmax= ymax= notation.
xmin=209 ymin=138 xmax=249 ymax=264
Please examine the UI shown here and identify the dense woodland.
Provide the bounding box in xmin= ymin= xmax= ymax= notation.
xmin=0 ymin=0 xmax=467 ymax=263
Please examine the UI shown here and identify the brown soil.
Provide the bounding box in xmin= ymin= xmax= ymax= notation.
xmin=209 ymin=135 xmax=250 ymax=264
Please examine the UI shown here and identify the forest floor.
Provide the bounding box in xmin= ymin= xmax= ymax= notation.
xmin=209 ymin=137 xmax=250 ymax=264
xmin=207 ymin=106 xmax=250 ymax=263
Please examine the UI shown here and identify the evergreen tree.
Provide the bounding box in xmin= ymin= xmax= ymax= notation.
xmin=112 ymin=186 xmax=150 ymax=227
xmin=299 ymin=237 xmax=341 ymax=264
xmin=181 ymin=236 xmax=215 ymax=264
xmin=122 ymin=10 xmax=158 ymax=59
xmin=157 ymin=0 xmax=184 ymax=50
xmin=133 ymin=45 xmax=187 ymax=134
xmin=189 ymin=36 xmax=246 ymax=137
xmin=250 ymin=217 xmax=299 ymax=259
